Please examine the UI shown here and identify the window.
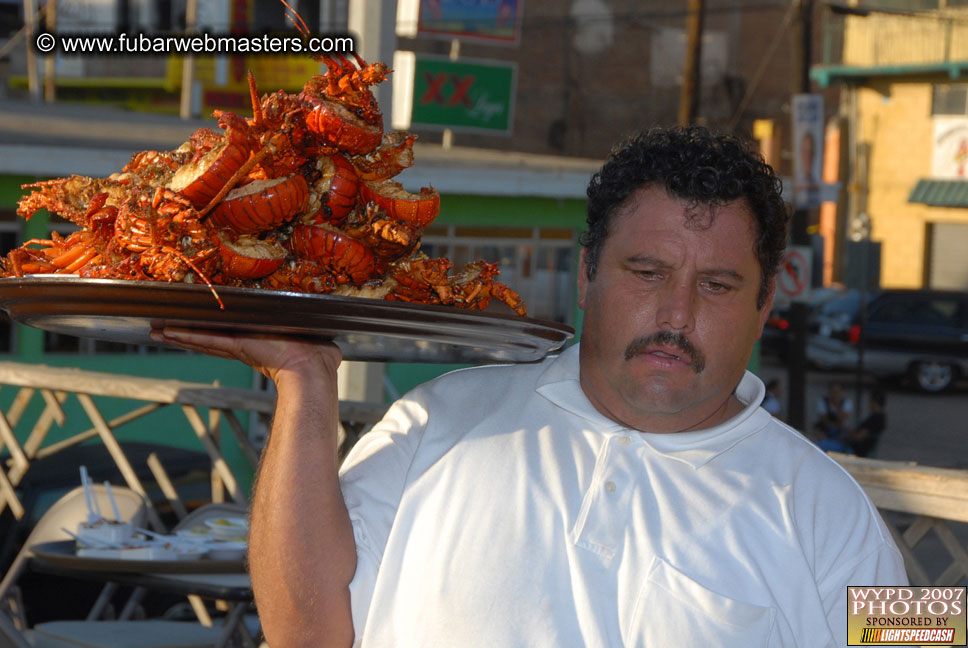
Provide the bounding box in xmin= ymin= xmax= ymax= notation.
xmin=869 ymin=296 xmax=959 ymax=328
xmin=419 ymin=225 xmax=578 ymax=324
xmin=932 ymin=84 xmax=968 ymax=116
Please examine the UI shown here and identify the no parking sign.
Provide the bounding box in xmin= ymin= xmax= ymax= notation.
xmin=774 ymin=246 xmax=812 ymax=307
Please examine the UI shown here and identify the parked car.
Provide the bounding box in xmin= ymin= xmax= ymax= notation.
xmin=807 ymin=289 xmax=968 ymax=392
xmin=761 ymin=288 xmax=863 ymax=361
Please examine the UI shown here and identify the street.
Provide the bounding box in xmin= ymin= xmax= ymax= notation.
xmin=759 ymin=360 xmax=968 ymax=471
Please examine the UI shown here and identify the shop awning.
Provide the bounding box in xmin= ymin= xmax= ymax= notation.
xmin=908 ymin=179 xmax=968 ymax=207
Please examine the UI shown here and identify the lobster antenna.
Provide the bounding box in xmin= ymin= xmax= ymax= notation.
xmin=279 ymin=0 xmax=312 ymax=39
xmin=248 ymin=71 xmax=264 ymax=126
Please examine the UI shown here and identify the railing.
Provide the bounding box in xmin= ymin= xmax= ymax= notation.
xmin=821 ymin=6 xmax=968 ymax=68
xmin=832 ymin=453 xmax=968 ymax=586
xmin=0 ymin=362 xmax=386 ymax=530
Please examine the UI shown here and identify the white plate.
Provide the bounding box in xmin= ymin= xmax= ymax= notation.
xmin=205 ymin=517 xmax=249 ymax=539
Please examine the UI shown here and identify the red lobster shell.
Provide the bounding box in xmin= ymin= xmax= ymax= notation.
xmin=168 ymin=126 xmax=250 ymax=209
xmin=209 ymin=174 xmax=310 ymax=234
xmin=217 ymin=231 xmax=287 ymax=280
xmin=350 ymin=132 xmax=416 ymax=182
xmin=309 ymin=154 xmax=359 ymax=225
xmin=305 ymin=97 xmax=383 ymax=156
xmin=289 ymin=223 xmax=378 ymax=285
xmin=359 ymin=179 xmax=440 ymax=228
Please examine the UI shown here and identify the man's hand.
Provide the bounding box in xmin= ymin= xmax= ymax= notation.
xmin=149 ymin=327 xmax=342 ymax=386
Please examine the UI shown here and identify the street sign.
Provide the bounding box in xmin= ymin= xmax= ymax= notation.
xmin=792 ymin=93 xmax=824 ymax=210
xmin=410 ymin=55 xmax=516 ymax=134
xmin=775 ymin=245 xmax=812 ymax=306
xmin=417 ymin=0 xmax=523 ymax=45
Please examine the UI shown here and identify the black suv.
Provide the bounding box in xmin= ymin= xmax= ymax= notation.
xmin=807 ymin=289 xmax=968 ymax=392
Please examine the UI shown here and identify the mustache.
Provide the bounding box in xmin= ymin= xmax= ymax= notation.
xmin=624 ymin=330 xmax=706 ymax=373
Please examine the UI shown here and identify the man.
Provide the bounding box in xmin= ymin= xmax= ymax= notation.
xmin=154 ymin=126 xmax=906 ymax=647
xmin=813 ymin=380 xmax=854 ymax=452
xmin=850 ymin=389 xmax=887 ymax=458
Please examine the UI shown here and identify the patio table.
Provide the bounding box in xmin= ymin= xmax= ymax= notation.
xmin=27 ymin=540 xmax=255 ymax=648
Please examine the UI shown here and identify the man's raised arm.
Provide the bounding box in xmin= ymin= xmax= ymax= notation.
xmin=151 ymin=329 xmax=357 ymax=647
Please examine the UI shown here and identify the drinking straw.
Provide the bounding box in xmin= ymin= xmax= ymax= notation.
xmin=79 ymin=466 xmax=98 ymax=523
xmin=104 ymin=481 xmax=123 ymax=522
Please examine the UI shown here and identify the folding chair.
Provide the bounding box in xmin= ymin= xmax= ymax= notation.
xmin=0 ymin=486 xmax=223 ymax=648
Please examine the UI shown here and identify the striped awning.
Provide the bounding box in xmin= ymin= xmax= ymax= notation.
xmin=909 ymin=179 xmax=968 ymax=207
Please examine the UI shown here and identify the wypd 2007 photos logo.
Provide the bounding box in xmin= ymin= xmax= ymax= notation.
xmin=848 ymin=587 xmax=967 ymax=645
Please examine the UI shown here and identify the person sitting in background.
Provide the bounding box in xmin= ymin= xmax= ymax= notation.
xmin=850 ymin=389 xmax=887 ymax=458
xmin=813 ymin=381 xmax=853 ymax=452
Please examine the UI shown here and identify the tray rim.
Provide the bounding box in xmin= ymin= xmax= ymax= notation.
xmin=0 ymin=275 xmax=575 ymax=363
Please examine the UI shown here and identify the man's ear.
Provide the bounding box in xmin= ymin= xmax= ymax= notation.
xmin=756 ymin=277 xmax=776 ymax=336
xmin=577 ymin=248 xmax=589 ymax=311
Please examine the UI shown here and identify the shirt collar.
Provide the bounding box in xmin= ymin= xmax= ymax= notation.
xmin=535 ymin=343 xmax=772 ymax=468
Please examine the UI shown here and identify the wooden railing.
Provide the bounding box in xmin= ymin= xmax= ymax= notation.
xmin=0 ymin=362 xmax=386 ymax=530
xmin=832 ymin=453 xmax=968 ymax=586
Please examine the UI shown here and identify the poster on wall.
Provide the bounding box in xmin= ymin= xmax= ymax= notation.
xmin=792 ymin=93 xmax=824 ymax=210
xmin=409 ymin=55 xmax=516 ymax=134
xmin=932 ymin=116 xmax=968 ymax=178
xmin=418 ymin=0 xmax=522 ymax=45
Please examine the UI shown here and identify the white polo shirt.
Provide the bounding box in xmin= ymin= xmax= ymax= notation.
xmin=340 ymin=344 xmax=906 ymax=647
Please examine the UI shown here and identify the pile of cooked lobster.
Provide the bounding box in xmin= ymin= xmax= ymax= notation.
xmin=0 ymin=48 xmax=527 ymax=317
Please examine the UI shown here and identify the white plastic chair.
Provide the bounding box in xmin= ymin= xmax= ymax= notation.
xmin=0 ymin=484 xmax=148 ymax=622
xmin=0 ymin=485 xmax=223 ymax=648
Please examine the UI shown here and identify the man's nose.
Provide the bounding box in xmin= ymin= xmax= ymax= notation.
xmin=655 ymin=280 xmax=696 ymax=332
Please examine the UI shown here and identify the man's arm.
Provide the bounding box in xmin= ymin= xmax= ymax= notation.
xmin=151 ymin=329 xmax=356 ymax=647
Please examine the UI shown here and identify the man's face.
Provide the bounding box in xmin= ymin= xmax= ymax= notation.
xmin=577 ymin=186 xmax=773 ymax=433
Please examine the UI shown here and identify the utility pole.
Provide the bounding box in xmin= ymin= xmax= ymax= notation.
xmin=786 ymin=0 xmax=814 ymax=431
xmin=24 ymin=0 xmax=40 ymax=103
xmin=43 ymin=0 xmax=56 ymax=102
xmin=348 ymin=0 xmax=396 ymax=130
xmin=179 ymin=0 xmax=198 ymax=120
xmin=678 ymin=0 xmax=705 ymax=126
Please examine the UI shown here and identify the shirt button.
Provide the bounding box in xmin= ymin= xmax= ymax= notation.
xmin=618 ymin=436 xmax=632 ymax=446
xmin=605 ymin=480 xmax=617 ymax=494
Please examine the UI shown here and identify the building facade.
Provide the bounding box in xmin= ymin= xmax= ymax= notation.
xmin=813 ymin=2 xmax=968 ymax=290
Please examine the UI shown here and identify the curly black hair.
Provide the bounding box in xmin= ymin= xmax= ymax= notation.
xmin=582 ymin=126 xmax=790 ymax=309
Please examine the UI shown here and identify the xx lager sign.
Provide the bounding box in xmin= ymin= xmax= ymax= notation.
xmin=411 ymin=55 xmax=516 ymax=134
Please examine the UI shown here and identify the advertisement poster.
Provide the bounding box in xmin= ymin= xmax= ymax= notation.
xmin=792 ymin=93 xmax=824 ymax=210
xmin=418 ymin=0 xmax=522 ymax=45
xmin=932 ymin=116 xmax=968 ymax=178
xmin=410 ymin=55 xmax=516 ymax=134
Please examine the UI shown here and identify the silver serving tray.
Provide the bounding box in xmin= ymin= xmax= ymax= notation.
xmin=0 ymin=276 xmax=574 ymax=363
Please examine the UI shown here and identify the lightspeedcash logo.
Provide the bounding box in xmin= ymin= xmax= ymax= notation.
xmin=848 ymin=587 xmax=967 ymax=645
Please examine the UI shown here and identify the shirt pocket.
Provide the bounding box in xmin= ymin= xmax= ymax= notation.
xmin=624 ymin=557 xmax=777 ymax=648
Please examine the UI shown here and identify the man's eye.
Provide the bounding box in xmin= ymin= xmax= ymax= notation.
xmin=637 ymin=270 xmax=660 ymax=280
xmin=702 ymin=281 xmax=730 ymax=293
